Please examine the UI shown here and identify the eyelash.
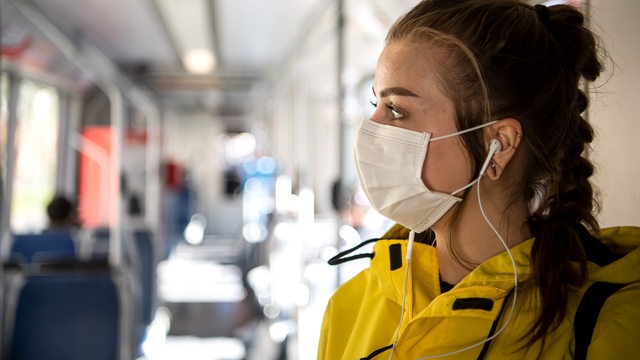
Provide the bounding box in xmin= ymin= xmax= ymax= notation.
xmin=369 ymin=99 xmax=404 ymax=120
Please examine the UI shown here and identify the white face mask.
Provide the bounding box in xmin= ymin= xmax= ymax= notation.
xmin=354 ymin=119 xmax=497 ymax=232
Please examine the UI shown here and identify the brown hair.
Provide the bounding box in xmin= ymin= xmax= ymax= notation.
xmin=388 ymin=0 xmax=603 ymax=348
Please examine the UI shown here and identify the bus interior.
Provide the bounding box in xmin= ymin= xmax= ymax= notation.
xmin=1 ymin=0 xmax=638 ymax=359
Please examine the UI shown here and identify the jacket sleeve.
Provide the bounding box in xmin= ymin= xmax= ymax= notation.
xmin=317 ymin=298 xmax=334 ymax=360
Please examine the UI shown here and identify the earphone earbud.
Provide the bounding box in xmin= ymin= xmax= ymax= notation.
xmin=479 ymin=139 xmax=502 ymax=176
xmin=489 ymin=138 xmax=502 ymax=154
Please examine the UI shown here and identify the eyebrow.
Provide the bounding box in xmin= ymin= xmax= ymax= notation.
xmin=373 ymin=86 xmax=419 ymax=98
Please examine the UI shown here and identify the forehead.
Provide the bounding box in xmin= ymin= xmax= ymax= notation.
xmin=374 ymin=40 xmax=445 ymax=96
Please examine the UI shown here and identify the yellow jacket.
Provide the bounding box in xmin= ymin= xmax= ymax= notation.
xmin=318 ymin=226 xmax=640 ymax=359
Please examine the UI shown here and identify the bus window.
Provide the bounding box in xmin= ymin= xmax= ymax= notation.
xmin=11 ymin=81 xmax=59 ymax=233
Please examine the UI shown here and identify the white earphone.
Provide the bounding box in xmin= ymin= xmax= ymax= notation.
xmin=479 ymin=139 xmax=502 ymax=176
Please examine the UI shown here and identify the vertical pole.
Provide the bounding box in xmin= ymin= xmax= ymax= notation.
xmin=335 ymin=0 xmax=346 ymax=288
xmin=0 ymin=72 xmax=21 ymax=347
xmin=107 ymin=87 xmax=124 ymax=267
xmin=66 ymin=94 xmax=82 ymax=195
xmin=144 ymin=103 xmax=162 ymax=260
xmin=337 ymin=0 xmax=347 ymax=204
xmin=1 ymin=72 xmax=21 ymax=260
xmin=57 ymin=92 xmax=82 ymax=196
xmin=54 ymin=91 xmax=65 ymax=192
xmin=55 ymin=91 xmax=70 ymax=193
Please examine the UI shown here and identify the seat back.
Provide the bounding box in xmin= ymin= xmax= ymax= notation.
xmin=7 ymin=270 xmax=120 ymax=360
xmin=10 ymin=232 xmax=76 ymax=264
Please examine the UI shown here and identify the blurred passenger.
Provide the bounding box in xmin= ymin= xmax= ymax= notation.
xmin=46 ymin=195 xmax=79 ymax=230
xmin=39 ymin=194 xmax=87 ymax=261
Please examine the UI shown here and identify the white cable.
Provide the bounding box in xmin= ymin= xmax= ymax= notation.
xmin=389 ymin=230 xmax=415 ymax=360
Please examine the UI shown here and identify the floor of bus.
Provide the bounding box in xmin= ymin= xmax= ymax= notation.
xmin=137 ymin=237 xmax=287 ymax=360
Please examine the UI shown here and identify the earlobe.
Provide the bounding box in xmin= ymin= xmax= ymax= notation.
xmin=485 ymin=118 xmax=522 ymax=180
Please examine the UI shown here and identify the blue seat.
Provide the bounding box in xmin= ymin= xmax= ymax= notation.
xmin=85 ymin=226 xmax=156 ymax=351
xmin=89 ymin=227 xmax=111 ymax=260
xmin=10 ymin=232 xmax=76 ymax=264
xmin=8 ymin=270 xmax=120 ymax=360
xmin=87 ymin=227 xmax=155 ymax=325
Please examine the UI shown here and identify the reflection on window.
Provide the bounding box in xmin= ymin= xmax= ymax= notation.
xmin=11 ymin=81 xmax=59 ymax=232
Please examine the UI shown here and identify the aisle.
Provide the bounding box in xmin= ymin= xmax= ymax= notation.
xmin=138 ymin=239 xmax=250 ymax=360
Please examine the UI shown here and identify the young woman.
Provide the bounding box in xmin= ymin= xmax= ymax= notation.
xmin=318 ymin=1 xmax=640 ymax=359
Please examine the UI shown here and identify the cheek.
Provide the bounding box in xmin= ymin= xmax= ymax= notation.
xmin=420 ymin=139 xmax=474 ymax=193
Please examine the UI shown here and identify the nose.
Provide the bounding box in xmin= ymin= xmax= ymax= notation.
xmin=368 ymin=108 xmax=387 ymax=125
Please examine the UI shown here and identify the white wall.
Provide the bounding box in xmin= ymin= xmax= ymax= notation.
xmin=590 ymin=0 xmax=640 ymax=226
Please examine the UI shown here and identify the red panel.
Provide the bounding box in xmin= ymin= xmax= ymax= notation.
xmin=78 ymin=126 xmax=113 ymax=227
xmin=164 ymin=160 xmax=183 ymax=190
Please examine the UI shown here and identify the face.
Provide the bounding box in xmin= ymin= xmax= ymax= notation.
xmin=371 ymin=40 xmax=474 ymax=194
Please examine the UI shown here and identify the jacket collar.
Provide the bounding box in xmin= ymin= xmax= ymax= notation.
xmin=368 ymin=226 xmax=533 ymax=310
xmin=331 ymin=224 xmax=640 ymax=312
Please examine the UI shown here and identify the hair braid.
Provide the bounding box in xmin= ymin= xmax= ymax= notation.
xmin=525 ymin=5 xmax=602 ymax=346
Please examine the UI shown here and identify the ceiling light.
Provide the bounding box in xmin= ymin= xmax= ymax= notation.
xmin=183 ymin=49 xmax=215 ymax=74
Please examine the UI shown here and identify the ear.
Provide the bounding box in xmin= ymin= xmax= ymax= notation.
xmin=485 ymin=118 xmax=522 ymax=180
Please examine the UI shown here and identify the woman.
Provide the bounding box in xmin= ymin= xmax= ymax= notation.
xmin=318 ymin=1 xmax=640 ymax=359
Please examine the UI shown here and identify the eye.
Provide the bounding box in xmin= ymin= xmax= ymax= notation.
xmin=369 ymin=99 xmax=405 ymax=120
xmin=386 ymin=104 xmax=405 ymax=120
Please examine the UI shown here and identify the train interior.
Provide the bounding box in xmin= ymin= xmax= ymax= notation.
xmin=1 ymin=0 xmax=638 ymax=359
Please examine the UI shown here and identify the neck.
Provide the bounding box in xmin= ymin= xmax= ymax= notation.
xmin=432 ymin=180 xmax=531 ymax=285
